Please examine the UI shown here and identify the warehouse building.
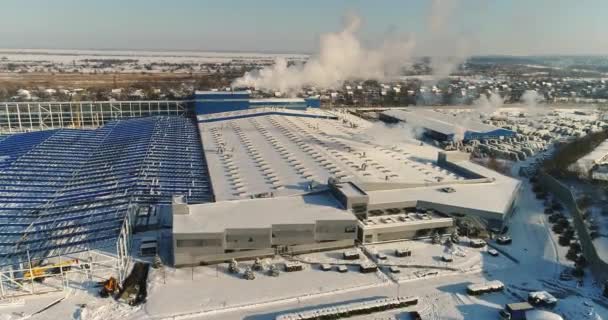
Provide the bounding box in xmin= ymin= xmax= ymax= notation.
xmin=194 ymin=90 xmax=320 ymax=116
xmin=171 ymin=102 xmax=521 ymax=266
xmin=380 ymin=109 xmax=517 ymax=142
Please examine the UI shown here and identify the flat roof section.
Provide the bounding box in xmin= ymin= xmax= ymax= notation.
xmin=382 ymin=109 xmax=504 ymax=136
xmin=366 ymin=161 xmax=520 ymax=216
xmin=198 ymin=108 xmax=470 ymax=201
xmin=174 ymin=192 xmax=356 ymax=234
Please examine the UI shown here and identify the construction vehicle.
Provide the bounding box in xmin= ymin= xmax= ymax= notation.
xmin=99 ymin=277 xmax=119 ymax=298
xmin=23 ymin=259 xmax=79 ymax=282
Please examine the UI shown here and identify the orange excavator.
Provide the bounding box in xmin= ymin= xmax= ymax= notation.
xmin=99 ymin=277 xmax=119 ymax=298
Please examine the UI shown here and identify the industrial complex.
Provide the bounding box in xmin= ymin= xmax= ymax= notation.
xmin=0 ymin=91 xmax=521 ymax=273
xmin=4 ymin=91 xmax=607 ymax=320
xmin=380 ymin=109 xmax=517 ymax=142
xmin=177 ymin=92 xmax=520 ymax=266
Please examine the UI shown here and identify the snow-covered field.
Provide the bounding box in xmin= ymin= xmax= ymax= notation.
xmin=0 ymin=48 xmax=308 ymax=64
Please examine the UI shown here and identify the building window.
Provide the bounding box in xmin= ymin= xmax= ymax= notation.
xmin=352 ymin=204 xmax=367 ymax=214
xmin=177 ymin=239 xmax=221 ymax=247
xmin=176 ymin=239 xmax=204 ymax=247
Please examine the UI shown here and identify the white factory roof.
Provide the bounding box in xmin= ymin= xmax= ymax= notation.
xmin=191 ymin=107 xmax=520 ymax=226
xmin=366 ymin=161 xmax=520 ymax=215
xmin=198 ymin=108 xmax=467 ymax=201
xmin=525 ymin=310 xmax=563 ymax=320
xmin=173 ymin=192 xmax=355 ymax=234
xmin=382 ymin=109 xmax=501 ymax=135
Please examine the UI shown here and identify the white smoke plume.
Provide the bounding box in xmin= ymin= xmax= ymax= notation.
xmin=520 ymin=90 xmax=544 ymax=115
xmin=446 ymin=91 xmax=503 ymax=134
xmin=426 ymin=0 xmax=472 ymax=82
xmin=233 ymin=14 xmax=415 ymax=93
xmin=473 ymin=91 xmax=504 ymax=115
xmin=358 ymin=122 xmax=424 ymax=146
xmin=233 ymin=1 xmax=472 ymax=92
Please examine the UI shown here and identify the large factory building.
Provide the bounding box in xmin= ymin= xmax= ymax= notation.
xmin=380 ymin=109 xmax=517 ymax=142
xmin=171 ymin=93 xmax=521 ymax=266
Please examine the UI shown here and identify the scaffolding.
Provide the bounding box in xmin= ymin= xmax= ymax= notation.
xmin=0 ymin=100 xmax=193 ymax=133
xmin=0 ymin=115 xmax=212 ymax=298
xmin=0 ymin=213 xmax=132 ymax=299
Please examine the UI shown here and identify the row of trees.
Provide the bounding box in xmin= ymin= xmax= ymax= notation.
xmin=543 ymin=129 xmax=608 ymax=177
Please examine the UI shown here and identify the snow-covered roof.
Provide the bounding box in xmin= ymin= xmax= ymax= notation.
xmin=198 ymin=108 xmax=472 ymax=201
xmin=173 ymin=192 xmax=355 ymax=234
xmin=382 ymin=109 xmax=503 ymax=135
xmin=525 ymin=310 xmax=564 ymax=320
xmin=366 ymin=161 xmax=520 ymax=215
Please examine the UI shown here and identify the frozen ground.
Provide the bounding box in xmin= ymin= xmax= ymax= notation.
xmin=3 ymin=153 xmax=608 ymax=319
xmin=363 ymin=239 xmax=514 ymax=283
xmin=139 ymin=249 xmax=389 ymax=319
xmin=0 ymin=48 xmax=308 ymax=64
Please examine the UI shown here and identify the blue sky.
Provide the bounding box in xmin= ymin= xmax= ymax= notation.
xmin=1 ymin=0 xmax=606 ymax=55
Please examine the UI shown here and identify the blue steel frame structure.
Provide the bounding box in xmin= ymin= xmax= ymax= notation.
xmin=0 ymin=116 xmax=211 ymax=266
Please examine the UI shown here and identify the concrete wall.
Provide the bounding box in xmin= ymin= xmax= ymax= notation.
xmin=172 ymin=220 xmax=358 ymax=267
xmin=175 ymin=240 xmax=355 ymax=267
xmin=538 ymin=171 xmax=608 ymax=282
xmin=418 ymin=201 xmax=505 ymax=230
xmin=315 ymin=220 xmax=358 ymax=242
xmin=366 ymin=200 xmax=418 ymax=211
xmin=173 ymin=232 xmax=225 ymax=266
xmin=359 ymin=219 xmax=454 ymax=243
xmin=176 ymin=248 xmax=276 ymax=267
xmin=288 ymin=239 xmax=354 ymax=254
xmin=225 ymin=228 xmax=272 ymax=250
xmin=272 ymin=224 xmax=316 ymax=245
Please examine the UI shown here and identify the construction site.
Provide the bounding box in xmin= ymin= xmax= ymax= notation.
xmin=1 ymin=93 xmax=608 ymax=320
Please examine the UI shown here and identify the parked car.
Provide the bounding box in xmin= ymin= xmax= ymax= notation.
xmin=496 ymin=235 xmax=512 ymax=245
xmin=488 ymin=249 xmax=499 ymax=257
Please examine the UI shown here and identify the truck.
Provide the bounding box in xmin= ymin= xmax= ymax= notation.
xmin=528 ymin=291 xmax=557 ymax=307
xmin=469 ymin=239 xmax=487 ymax=248
xmin=499 ymin=302 xmax=534 ymax=320
xmin=466 ymin=280 xmax=504 ymax=295
xmin=343 ymin=250 xmax=360 ymax=260
xmin=395 ymin=248 xmax=412 ymax=257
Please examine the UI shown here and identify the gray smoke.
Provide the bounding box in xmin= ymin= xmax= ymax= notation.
xmin=233 ymin=14 xmax=415 ymax=93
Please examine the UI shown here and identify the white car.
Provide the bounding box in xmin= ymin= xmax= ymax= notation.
xmin=488 ymin=249 xmax=499 ymax=257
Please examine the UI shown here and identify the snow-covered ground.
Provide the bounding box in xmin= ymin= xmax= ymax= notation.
xmin=139 ymin=249 xmax=389 ymax=319
xmin=0 ymin=48 xmax=308 ymax=64
xmin=363 ymin=239 xmax=513 ymax=283
xmin=3 ymin=155 xmax=608 ymax=319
